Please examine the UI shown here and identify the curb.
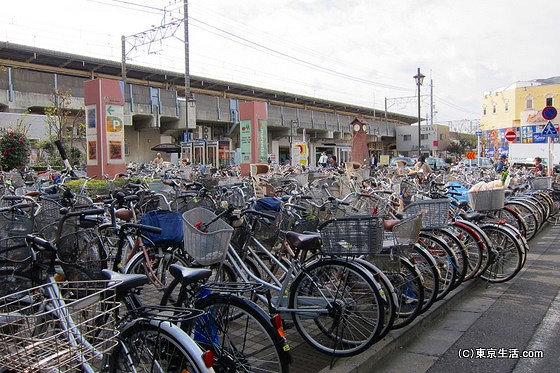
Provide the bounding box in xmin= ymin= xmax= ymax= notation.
xmin=319 ymin=277 xmax=486 ymax=372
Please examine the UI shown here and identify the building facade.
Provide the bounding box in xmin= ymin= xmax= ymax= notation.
xmin=0 ymin=42 xmax=418 ymax=167
xmin=480 ymin=77 xmax=560 ymax=158
xmin=395 ymin=123 xmax=451 ymax=157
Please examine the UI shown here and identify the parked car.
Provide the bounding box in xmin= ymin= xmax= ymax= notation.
xmin=457 ymin=157 xmax=494 ymax=168
xmin=425 ymin=157 xmax=448 ymax=170
xmin=388 ymin=156 xmax=414 ymax=168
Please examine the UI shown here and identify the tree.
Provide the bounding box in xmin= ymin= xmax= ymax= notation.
xmin=43 ymin=89 xmax=86 ymax=167
xmin=446 ymin=132 xmax=477 ymax=158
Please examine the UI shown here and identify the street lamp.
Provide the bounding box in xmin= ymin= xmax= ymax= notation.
xmin=414 ymin=68 xmax=425 ymax=157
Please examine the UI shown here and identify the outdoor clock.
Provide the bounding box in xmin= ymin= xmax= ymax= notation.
xmin=353 ymin=123 xmax=361 ymax=132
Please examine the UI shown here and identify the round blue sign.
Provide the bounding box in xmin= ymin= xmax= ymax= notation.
xmin=542 ymin=106 xmax=557 ymax=120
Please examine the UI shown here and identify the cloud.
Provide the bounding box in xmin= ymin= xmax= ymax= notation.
xmin=2 ymin=0 xmax=558 ymax=124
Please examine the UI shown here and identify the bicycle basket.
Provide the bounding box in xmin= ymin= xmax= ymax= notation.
xmin=387 ymin=214 xmax=423 ymax=248
xmin=183 ymin=207 xmax=234 ymax=265
xmin=529 ymin=176 xmax=552 ymax=190
xmin=140 ymin=210 xmax=184 ymax=246
xmin=403 ymin=198 xmax=450 ymax=229
xmin=36 ymin=197 xmax=64 ymax=240
xmin=318 ymin=215 xmax=383 ymax=255
xmin=0 ymin=279 xmax=121 ymax=372
xmin=56 ymin=217 xmax=107 ymax=281
xmin=467 ymin=188 xmax=505 ymax=211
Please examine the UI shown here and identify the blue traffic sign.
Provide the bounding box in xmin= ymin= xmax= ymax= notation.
xmin=475 ymin=131 xmax=482 ymax=136
xmin=541 ymin=120 xmax=558 ymax=137
xmin=542 ymin=106 xmax=557 ymax=120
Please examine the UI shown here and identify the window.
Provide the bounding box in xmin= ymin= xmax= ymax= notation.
xmin=440 ymin=134 xmax=445 ymax=140
xmin=492 ymin=103 xmax=497 ymax=114
xmin=526 ymin=96 xmax=534 ymax=110
xmin=546 ymin=96 xmax=554 ymax=107
xmin=403 ymin=134 xmax=411 ymax=141
xmin=420 ymin=134 xmax=428 ymax=140
xmin=504 ymin=100 xmax=509 ymax=112
xmin=483 ymin=105 xmax=487 ymax=115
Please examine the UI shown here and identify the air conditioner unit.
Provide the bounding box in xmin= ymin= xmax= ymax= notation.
xmin=325 ymin=131 xmax=334 ymax=139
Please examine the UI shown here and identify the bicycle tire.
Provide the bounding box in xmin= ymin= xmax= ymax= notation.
xmin=405 ymin=244 xmax=440 ymax=313
xmin=479 ymin=223 xmax=524 ymax=283
xmin=503 ymin=201 xmax=538 ymax=240
xmin=288 ymin=258 xmax=385 ymax=357
xmin=453 ymin=219 xmax=494 ymax=278
xmin=109 ymin=319 xmax=211 ymax=373
xmin=353 ymin=257 xmax=398 ymax=339
xmin=418 ymin=232 xmax=459 ymax=301
xmin=447 ymin=221 xmax=484 ymax=280
xmin=367 ymin=255 xmax=425 ymax=330
xmin=421 ymin=228 xmax=468 ymax=288
xmin=192 ymin=292 xmax=291 ymax=373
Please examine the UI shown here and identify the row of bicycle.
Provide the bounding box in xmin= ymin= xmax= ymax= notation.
xmin=0 ymin=174 xmax=556 ymax=372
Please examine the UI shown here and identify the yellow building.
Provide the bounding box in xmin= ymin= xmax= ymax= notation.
xmin=480 ymin=77 xmax=560 ymax=158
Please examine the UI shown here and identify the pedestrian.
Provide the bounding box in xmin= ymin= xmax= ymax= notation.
xmin=414 ymin=155 xmax=432 ymax=174
xmin=370 ymin=154 xmax=377 ymax=169
xmin=495 ymin=154 xmax=507 ymax=173
xmin=328 ymin=155 xmax=337 ymax=168
xmin=534 ymin=157 xmax=545 ymax=175
xmin=152 ymin=152 xmax=164 ymax=164
xmin=318 ymin=151 xmax=328 ymax=168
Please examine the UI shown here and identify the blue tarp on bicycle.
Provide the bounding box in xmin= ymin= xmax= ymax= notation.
xmin=140 ymin=210 xmax=184 ymax=246
xmin=445 ymin=181 xmax=469 ymax=203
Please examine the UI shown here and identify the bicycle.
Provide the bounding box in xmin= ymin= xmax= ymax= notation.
xmin=218 ymin=206 xmax=386 ymax=358
xmin=9 ymin=234 xmax=216 ymax=373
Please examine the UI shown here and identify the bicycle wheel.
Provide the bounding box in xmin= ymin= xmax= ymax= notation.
xmin=109 ymin=320 xmax=211 ymax=373
xmin=289 ymin=258 xmax=384 ymax=357
xmin=479 ymin=223 xmax=524 ymax=283
xmin=193 ymin=292 xmax=291 ymax=373
xmin=504 ymin=201 xmax=538 ymax=241
xmin=432 ymin=227 xmax=469 ymax=288
xmin=368 ymin=255 xmax=425 ymax=330
xmin=418 ymin=232 xmax=458 ymax=301
xmin=453 ymin=219 xmax=494 ymax=279
xmin=404 ymin=244 xmax=440 ymax=313
xmin=124 ymin=243 xmax=192 ymax=304
xmin=447 ymin=221 xmax=484 ymax=281
xmin=490 ymin=206 xmax=528 ymax=239
xmin=354 ymin=257 xmax=398 ymax=339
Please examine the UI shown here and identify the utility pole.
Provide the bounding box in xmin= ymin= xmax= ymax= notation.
xmin=184 ymin=0 xmax=191 ymax=131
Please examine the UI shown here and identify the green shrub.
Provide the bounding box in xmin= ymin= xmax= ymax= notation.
xmin=0 ymin=129 xmax=30 ymax=171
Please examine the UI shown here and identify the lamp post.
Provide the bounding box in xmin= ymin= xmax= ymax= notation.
xmin=414 ymin=68 xmax=425 ymax=157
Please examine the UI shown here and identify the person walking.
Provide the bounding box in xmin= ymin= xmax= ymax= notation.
xmin=318 ymin=151 xmax=328 ymax=168
xmin=495 ymin=154 xmax=507 ymax=173
xmin=534 ymin=157 xmax=545 ymax=175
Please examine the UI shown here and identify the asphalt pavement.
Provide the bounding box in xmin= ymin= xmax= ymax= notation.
xmin=287 ymin=219 xmax=560 ymax=373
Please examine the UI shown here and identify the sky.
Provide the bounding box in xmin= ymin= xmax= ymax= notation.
xmin=1 ymin=0 xmax=558 ymax=129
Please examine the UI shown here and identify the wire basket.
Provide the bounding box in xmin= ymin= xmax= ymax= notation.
xmin=318 ymin=215 xmax=383 ymax=255
xmin=0 ymin=279 xmax=121 ymax=372
xmin=183 ymin=207 xmax=234 ymax=265
xmin=403 ymin=198 xmax=450 ymax=229
xmin=36 ymin=197 xmax=64 ymax=240
xmin=529 ymin=176 xmax=552 ymax=190
xmin=56 ymin=217 xmax=108 ymax=281
xmin=384 ymin=214 xmax=423 ymax=248
xmin=468 ymin=188 xmax=506 ymax=211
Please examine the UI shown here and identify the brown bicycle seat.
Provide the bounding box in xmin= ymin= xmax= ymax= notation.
xmin=383 ymin=219 xmax=401 ymax=231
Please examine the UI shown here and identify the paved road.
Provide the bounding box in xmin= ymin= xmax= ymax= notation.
xmin=287 ymin=220 xmax=560 ymax=372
